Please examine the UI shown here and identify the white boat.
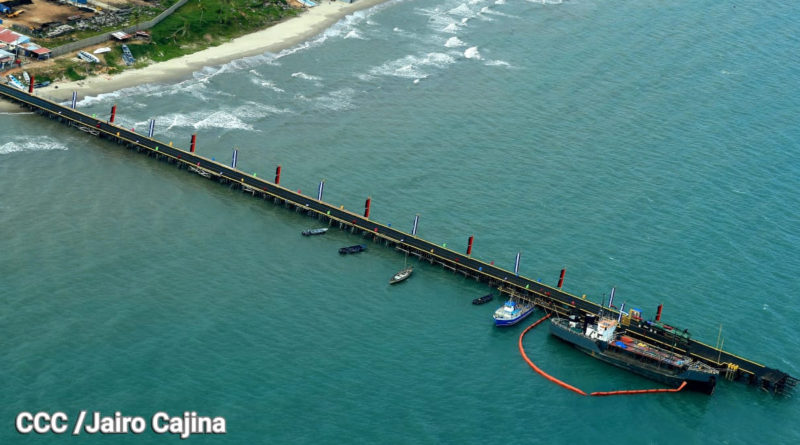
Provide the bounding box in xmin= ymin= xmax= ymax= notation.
xmin=22 ymin=71 xmax=30 ymax=84
xmin=302 ymin=228 xmax=328 ymax=236
xmin=492 ymin=298 xmax=535 ymax=326
xmin=389 ymin=266 xmax=413 ymax=284
xmin=77 ymin=50 xmax=100 ymax=63
xmin=6 ymin=75 xmax=25 ymax=90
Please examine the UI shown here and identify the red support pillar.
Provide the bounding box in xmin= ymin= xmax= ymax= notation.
xmin=466 ymin=235 xmax=474 ymax=255
xmin=656 ymin=304 xmax=663 ymax=322
xmin=190 ymin=134 xmax=196 ymax=153
xmin=275 ymin=165 xmax=281 ymax=185
xmin=364 ymin=197 xmax=371 ymax=218
xmin=558 ymin=268 xmax=566 ymax=288
xmin=28 ymin=75 xmax=34 ymax=94
xmin=110 ymin=104 xmax=117 ymax=123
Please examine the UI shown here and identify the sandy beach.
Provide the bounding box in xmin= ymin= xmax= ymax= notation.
xmin=2 ymin=0 xmax=387 ymax=109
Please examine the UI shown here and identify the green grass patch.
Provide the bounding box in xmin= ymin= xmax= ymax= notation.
xmin=138 ymin=0 xmax=298 ymax=63
xmin=65 ymin=66 xmax=86 ymax=81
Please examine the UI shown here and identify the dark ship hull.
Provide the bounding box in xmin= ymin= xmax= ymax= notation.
xmin=550 ymin=318 xmax=717 ymax=395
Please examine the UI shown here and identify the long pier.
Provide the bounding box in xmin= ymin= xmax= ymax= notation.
xmin=2 ymin=83 xmax=796 ymax=394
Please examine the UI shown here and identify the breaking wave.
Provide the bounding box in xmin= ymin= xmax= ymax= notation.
xmin=369 ymin=52 xmax=456 ymax=79
xmin=464 ymin=46 xmax=482 ymax=59
xmin=445 ymin=37 xmax=467 ymax=48
xmin=0 ymin=137 xmax=69 ymax=155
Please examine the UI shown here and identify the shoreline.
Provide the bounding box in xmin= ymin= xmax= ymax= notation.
xmin=2 ymin=0 xmax=388 ymax=109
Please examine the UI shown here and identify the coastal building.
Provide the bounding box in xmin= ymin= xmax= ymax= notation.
xmin=0 ymin=26 xmax=50 ymax=66
xmin=19 ymin=42 xmax=50 ymax=60
xmin=0 ymin=48 xmax=13 ymax=69
xmin=110 ymin=31 xmax=132 ymax=41
xmin=0 ymin=25 xmax=29 ymax=51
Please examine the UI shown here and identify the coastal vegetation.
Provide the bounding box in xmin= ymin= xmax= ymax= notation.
xmin=135 ymin=0 xmax=299 ymax=62
xmin=22 ymin=0 xmax=300 ymax=83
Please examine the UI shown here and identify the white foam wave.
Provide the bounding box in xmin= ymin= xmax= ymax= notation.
xmin=442 ymin=23 xmax=460 ymax=33
xmin=0 ymin=137 xmax=69 ymax=155
xmin=445 ymin=37 xmax=466 ymax=48
xmin=479 ymin=6 xmax=515 ymax=18
xmin=417 ymin=6 xmax=461 ymax=33
xmin=449 ymin=4 xmax=477 ymax=18
xmin=464 ymin=46 xmax=482 ymax=60
xmin=344 ymin=29 xmax=365 ymax=40
xmin=193 ymin=110 xmax=253 ymax=131
xmin=250 ymin=77 xmax=286 ymax=93
xmin=297 ymin=88 xmax=356 ymax=112
xmin=495 ymin=0 xmax=506 ymax=4
xmin=485 ymin=59 xmax=512 ymax=67
xmin=259 ymin=3 xmax=389 ymax=63
xmin=369 ymin=52 xmax=456 ymax=79
xmin=73 ymin=77 xmax=217 ymax=108
xmin=291 ymin=72 xmax=323 ymax=82
xmin=155 ymin=102 xmax=290 ymax=132
xmin=526 ymin=0 xmax=563 ymax=4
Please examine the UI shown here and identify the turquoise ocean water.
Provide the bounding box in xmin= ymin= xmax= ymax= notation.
xmin=2 ymin=0 xmax=799 ymax=443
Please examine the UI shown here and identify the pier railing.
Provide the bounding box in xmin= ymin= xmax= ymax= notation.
xmin=1 ymin=82 xmax=795 ymax=395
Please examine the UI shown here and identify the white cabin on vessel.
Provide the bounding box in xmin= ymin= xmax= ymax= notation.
xmin=586 ymin=318 xmax=617 ymax=342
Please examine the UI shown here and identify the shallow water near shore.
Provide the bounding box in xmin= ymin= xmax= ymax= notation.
xmin=2 ymin=0 xmax=799 ymax=443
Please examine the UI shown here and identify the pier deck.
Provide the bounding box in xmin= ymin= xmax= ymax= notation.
xmin=2 ymin=83 xmax=796 ymax=394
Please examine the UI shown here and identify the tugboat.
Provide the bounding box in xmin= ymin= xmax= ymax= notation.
xmin=302 ymin=228 xmax=328 ymax=236
xmin=549 ymin=314 xmax=719 ymax=394
xmin=338 ymin=244 xmax=366 ymax=254
xmin=492 ymin=298 xmax=535 ymax=327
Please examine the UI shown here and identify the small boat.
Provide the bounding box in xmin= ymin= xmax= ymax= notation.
xmin=22 ymin=71 xmax=30 ymax=85
xmin=121 ymin=44 xmax=135 ymax=66
xmin=302 ymin=228 xmax=328 ymax=236
xmin=33 ymin=80 xmax=51 ymax=88
xmin=77 ymin=50 xmax=100 ymax=63
xmin=472 ymin=293 xmax=494 ymax=305
xmin=389 ymin=266 xmax=413 ymax=284
xmin=492 ymin=298 xmax=535 ymax=327
xmin=338 ymin=244 xmax=366 ymax=255
xmin=549 ymin=314 xmax=719 ymax=394
xmin=6 ymin=75 xmax=25 ymax=90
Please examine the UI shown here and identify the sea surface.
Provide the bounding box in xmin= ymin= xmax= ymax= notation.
xmin=2 ymin=0 xmax=799 ymax=443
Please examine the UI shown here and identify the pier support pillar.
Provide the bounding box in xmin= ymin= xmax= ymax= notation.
xmin=467 ymin=235 xmax=474 ymax=255
xmin=558 ymin=268 xmax=566 ymax=288
xmin=364 ymin=197 xmax=371 ymax=218
xmin=190 ymin=134 xmax=196 ymax=153
xmin=656 ymin=304 xmax=663 ymax=322
xmin=28 ymin=76 xmax=34 ymax=94
xmin=275 ymin=165 xmax=281 ymax=185
xmin=110 ymin=104 xmax=117 ymax=123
